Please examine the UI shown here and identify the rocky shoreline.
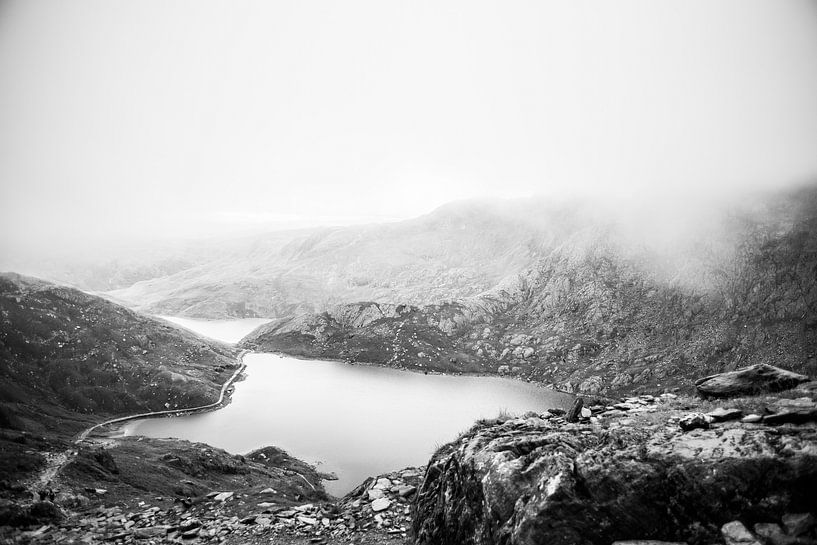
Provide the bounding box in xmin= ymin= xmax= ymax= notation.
xmin=413 ymin=367 xmax=817 ymax=545
xmin=2 ymin=363 xmax=816 ymax=544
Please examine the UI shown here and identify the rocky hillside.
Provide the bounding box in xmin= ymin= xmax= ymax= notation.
xmin=241 ymin=185 xmax=817 ymax=396
xmin=0 ymin=272 xmax=239 ymax=438
xmin=412 ymin=373 xmax=817 ymax=545
xmin=105 ymin=199 xmax=583 ymax=319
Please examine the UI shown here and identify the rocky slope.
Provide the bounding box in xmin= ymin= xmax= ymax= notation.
xmin=0 ymin=273 xmax=240 ymax=433
xmin=242 ymin=185 xmax=817 ymax=396
xmin=412 ymin=378 xmax=817 ymax=545
xmin=0 ymin=272 xmax=245 ymax=493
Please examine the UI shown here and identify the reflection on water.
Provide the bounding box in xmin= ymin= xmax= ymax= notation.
xmin=157 ymin=315 xmax=271 ymax=344
xmin=124 ymin=353 xmax=572 ymax=496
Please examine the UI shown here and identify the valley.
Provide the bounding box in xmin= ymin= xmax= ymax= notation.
xmin=1 ymin=186 xmax=816 ymax=545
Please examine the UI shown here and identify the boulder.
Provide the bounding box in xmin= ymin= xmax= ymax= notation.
xmin=752 ymin=523 xmax=789 ymax=545
xmin=695 ymin=364 xmax=810 ymax=398
xmin=367 ymin=489 xmax=385 ymax=500
xmin=371 ymin=498 xmax=391 ymax=512
xmin=566 ymin=397 xmax=584 ymax=423
xmin=679 ymin=412 xmax=712 ymax=431
xmin=781 ymin=513 xmax=815 ymax=536
xmin=412 ymin=415 xmax=817 ymax=545
xmin=721 ymin=521 xmax=762 ymax=545
xmin=763 ymin=409 xmax=817 ymax=426
xmin=706 ymin=408 xmax=743 ymax=422
xmin=398 ymin=485 xmax=417 ymax=497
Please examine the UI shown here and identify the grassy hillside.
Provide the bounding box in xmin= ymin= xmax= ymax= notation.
xmin=0 ymin=273 xmax=239 ymax=437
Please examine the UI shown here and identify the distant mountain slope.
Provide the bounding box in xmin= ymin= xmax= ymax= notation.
xmin=106 ymin=200 xmax=578 ymax=318
xmin=0 ymin=273 xmax=239 ymax=437
xmin=241 ymin=185 xmax=817 ymax=395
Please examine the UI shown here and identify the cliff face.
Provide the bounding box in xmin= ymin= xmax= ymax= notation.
xmin=412 ymin=388 xmax=817 ymax=545
xmin=241 ymin=186 xmax=817 ymax=396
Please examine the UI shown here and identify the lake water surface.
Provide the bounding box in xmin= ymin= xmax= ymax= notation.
xmin=125 ymin=322 xmax=572 ymax=496
xmin=157 ymin=315 xmax=271 ymax=344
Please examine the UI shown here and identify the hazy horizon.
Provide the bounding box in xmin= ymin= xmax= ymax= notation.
xmin=2 ymin=0 xmax=817 ymax=258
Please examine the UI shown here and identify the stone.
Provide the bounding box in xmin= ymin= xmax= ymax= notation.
xmin=695 ymin=364 xmax=810 ymax=397
xmin=706 ymin=408 xmax=743 ymax=422
xmin=763 ymin=409 xmax=817 ymax=425
xmin=781 ymin=513 xmax=815 ymax=536
xmin=212 ymin=492 xmax=233 ymax=502
xmin=259 ymin=487 xmax=276 ymax=494
xmin=580 ymin=407 xmax=592 ymax=418
xmin=742 ymin=414 xmax=763 ymax=423
xmin=566 ymin=397 xmax=584 ymax=423
xmin=721 ymin=521 xmax=763 ymax=545
xmin=373 ymin=478 xmax=392 ymax=490
xmin=367 ymin=489 xmax=385 ymax=500
xmin=179 ymin=519 xmax=201 ymax=532
xmin=371 ymin=498 xmax=391 ymax=512
xmin=753 ymin=523 xmax=791 ymax=545
xmin=398 ymin=485 xmax=417 ymax=498
xmin=133 ymin=526 xmax=169 ymax=539
xmin=412 ymin=413 xmax=817 ymax=545
xmin=297 ymin=516 xmax=318 ymax=525
xmin=679 ymin=412 xmax=713 ymax=431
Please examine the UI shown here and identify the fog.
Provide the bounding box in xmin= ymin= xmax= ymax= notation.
xmin=2 ymin=0 xmax=817 ymax=260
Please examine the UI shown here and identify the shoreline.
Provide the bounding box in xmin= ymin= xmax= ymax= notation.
xmin=261 ymin=349 xmax=590 ymax=401
xmin=75 ymin=350 xmax=249 ymax=442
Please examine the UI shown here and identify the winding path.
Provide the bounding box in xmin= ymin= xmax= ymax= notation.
xmin=76 ymin=350 xmax=248 ymax=442
xmin=27 ymin=351 xmax=248 ymax=496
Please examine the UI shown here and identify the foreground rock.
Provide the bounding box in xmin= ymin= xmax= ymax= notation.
xmin=412 ymin=393 xmax=817 ymax=545
xmin=696 ymin=364 xmax=810 ymax=398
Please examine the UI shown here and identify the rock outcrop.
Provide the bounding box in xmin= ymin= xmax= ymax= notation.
xmin=695 ymin=364 xmax=810 ymax=397
xmin=412 ymin=392 xmax=817 ymax=545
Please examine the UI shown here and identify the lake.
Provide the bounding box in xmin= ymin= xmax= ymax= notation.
xmin=157 ymin=315 xmax=271 ymax=344
xmin=125 ymin=322 xmax=573 ymax=496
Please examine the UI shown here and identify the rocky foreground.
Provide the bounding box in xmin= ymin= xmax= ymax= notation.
xmin=0 ymin=457 xmax=424 ymax=545
xmin=413 ymin=373 xmax=817 ymax=545
xmin=2 ymin=365 xmax=815 ymax=545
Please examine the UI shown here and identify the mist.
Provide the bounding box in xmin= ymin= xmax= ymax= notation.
xmin=2 ymin=0 xmax=817 ymax=261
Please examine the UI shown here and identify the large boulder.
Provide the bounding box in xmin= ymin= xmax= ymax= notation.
xmin=695 ymin=364 xmax=810 ymax=398
xmin=412 ymin=414 xmax=817 ymax=545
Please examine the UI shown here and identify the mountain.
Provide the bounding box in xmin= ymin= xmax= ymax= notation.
xmin=241 ymin=185 xmax=817 ymax=396
xmin=0 ymin=273 xmax=239 ymax=438
xmin=104 ymin=200 xmax=581 ymax=319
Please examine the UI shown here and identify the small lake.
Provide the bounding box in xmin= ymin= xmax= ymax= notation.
xmin=157 ymin=315 xmax=271 ymax=344
xmin=125 ymin=323 xmax=572 ymax=496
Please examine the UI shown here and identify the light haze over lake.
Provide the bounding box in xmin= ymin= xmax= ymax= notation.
xmin=124 ymin=321 xmax=572 ymax=495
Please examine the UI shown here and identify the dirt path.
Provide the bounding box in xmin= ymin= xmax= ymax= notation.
xmin=76 ymin=351 xmax=247 ymax=442
xmin=25 ymin=351 xmax=248 ymax=499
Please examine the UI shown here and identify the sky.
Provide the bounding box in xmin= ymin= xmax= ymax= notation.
xmin=1 ymin=0 xmax=817 ymax=255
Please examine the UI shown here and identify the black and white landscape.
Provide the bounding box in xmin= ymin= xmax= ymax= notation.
xmin=1 ymin=2 xmax=817 ymax=544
